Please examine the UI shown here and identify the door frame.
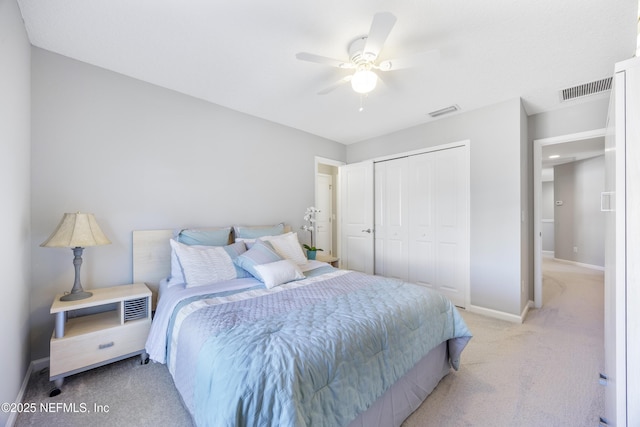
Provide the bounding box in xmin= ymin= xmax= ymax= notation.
xmin=533 ymin=128 xmax=606 ymax=308
xmin=315 ymin=156 xmax=345 ymax=258
xmin=315 ymin=172 xmax=333 ymax=255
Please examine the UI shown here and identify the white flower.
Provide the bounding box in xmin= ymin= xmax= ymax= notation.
xmin=301 ymin=206 xmax=321 ymax=247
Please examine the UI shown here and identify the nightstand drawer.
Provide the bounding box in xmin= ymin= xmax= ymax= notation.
xmin=50 ymin=318 xmax=150 ymax=377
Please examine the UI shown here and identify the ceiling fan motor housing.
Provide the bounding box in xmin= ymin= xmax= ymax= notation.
xmin=349 ymin=36 xmax=377 ymax=64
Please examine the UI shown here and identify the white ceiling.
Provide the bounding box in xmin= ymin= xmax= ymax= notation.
xmin=16 ymin=0 xmax=639 ymax=145
xmin=542 ymin=137 xmax=604 ymax=168
xmin=540 ymin=137 xmax=605 ymax=181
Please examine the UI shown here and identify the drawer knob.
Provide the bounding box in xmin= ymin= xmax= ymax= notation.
xmin=98 ymin=342 xmax=115 ymax=350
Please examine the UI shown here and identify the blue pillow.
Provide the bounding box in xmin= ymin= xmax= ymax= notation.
xmin=221 ymin=241 xmax=251 ymax=279
xmin=170 ymin=240 xmax=250 ymax=286
xmin=234 ymin=240 xmax=283 ymax=280
xmin=177 ymin=227 xmax=231 ymax=246
xmin=234 ymin=223 xmax=284 ymax=239
xmin=169 ymin=239 xmax=248 ymax=286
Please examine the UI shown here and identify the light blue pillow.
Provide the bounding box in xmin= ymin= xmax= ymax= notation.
xmin=177 ymin=227 xmax=231 ymax=246
xmin=234 ymin=223 xmax=285 ymax=239
xmin=170 ymin=240 xmax=250 ymax=287
xmin=169 ymin=239 xmax=248 ymax=286
xmin=234 ymin=240 xmax=283 ymax=280
xmin=222 ymin=241 xmax=251 ymax=278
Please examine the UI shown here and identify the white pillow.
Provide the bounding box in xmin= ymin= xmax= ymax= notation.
xmin=253 ymin=259 xmax=304 ymax=289
xmin=262 ymin=232 xmax=308 ymax=265
xmin=170 ymin=239 xmax=237 ymax=287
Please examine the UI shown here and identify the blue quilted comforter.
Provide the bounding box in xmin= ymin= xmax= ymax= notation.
xmin=159 ymin=268 xmax=471 ymax=427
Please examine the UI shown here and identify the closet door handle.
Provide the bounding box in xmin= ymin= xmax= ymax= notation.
xmin=361 ymin=228 xmax=372 ymax=234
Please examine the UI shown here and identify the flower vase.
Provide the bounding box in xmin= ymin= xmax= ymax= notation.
xmin=307 ymin=250 xmax=317 ymax=260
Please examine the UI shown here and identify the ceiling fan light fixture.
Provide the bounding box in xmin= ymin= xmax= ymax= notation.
xmin=351 ymin=68 xmax=378 ymax=94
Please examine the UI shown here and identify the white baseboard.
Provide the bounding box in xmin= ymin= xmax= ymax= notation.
xmin=553 ymin=257 xmax=604 ymax=271
xmin=466 ymin=304 xmax=526 ymax=323
xmin=31 ymin=357 xmax=49 ymax=373
xmin=6 ymin=358 xmax=49 ymax=427
xmin=521 ymin=300 xmax=534 ymax=321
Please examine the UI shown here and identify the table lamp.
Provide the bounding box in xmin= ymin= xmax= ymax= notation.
xmin=41 ymin=212 xmax=111 ymax=301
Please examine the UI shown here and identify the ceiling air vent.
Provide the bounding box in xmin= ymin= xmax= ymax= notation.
xmin=429 ymin=104 xmax=460 ymax=118
xmin=560 ymin=77 xmax=612 ymax=101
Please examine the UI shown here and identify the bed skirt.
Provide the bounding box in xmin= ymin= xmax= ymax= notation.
xmin=348 ymin=341 xmax=450 ymax=427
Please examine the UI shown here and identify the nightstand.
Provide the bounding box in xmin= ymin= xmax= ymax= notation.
xmin=316 ymin=254 xmax=340 ymax=268
xmin=49 ymin=283 xmax=151 ymax=396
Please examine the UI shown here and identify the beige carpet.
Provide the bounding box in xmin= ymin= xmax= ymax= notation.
xmin=15 ymin=258 xmax=604 ymax=426
xmin=403 ymin=257 xmax=604 ymax=426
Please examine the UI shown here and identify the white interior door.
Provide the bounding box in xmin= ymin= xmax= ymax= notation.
xmin=624 ymin=58 xmax=640 ymax=427
xmin=339 ymin=161 xmax=374 ymax=273
xmin=408 ymin=152 xmax=436 ymax=289
xmin=315 ymin=173 xmax=332 ymax=255
xmin=603 ymin=57 xmax=640 ymax=427
xmin=408 ymin=146 xmax=469 ymax=308
xmin=374 ymin=158 xmax=409 ymax=279
xmin=603 ymin=72 xmax=622 ymax=427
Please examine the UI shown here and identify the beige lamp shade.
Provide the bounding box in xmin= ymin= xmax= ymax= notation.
xmin=41 ymin=213 xmax=111 ymax=301
xmin=41 ymin=212 xmax=111 ymax=248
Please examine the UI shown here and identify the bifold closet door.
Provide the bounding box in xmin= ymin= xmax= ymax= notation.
xmin=408 ymin=147 xmax=468 ymax=308
xmin=374 ymin=158 xmax=409 ymax=280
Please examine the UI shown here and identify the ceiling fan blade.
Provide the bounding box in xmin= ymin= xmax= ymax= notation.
xmin=378 ymin=49 xmax=440 ymax=71
xmin=362 ymin=12 xmax=397 ymax=61
xmin=296 ymin=52 xmax=353 ymax=69
xmin=318 ymin=75 xmax=353 ymax=95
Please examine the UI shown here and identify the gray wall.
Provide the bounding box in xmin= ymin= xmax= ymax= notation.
xmin=347 ymin=98 xmax=527 ymax=317
xmin=542 ymin=181 xmax=555 ymax=218
xmin=30 ymin=48 xmax=346 ymax=359
xmin=0 ymin=0 xmax=32 ymax=424
xmin=541 ymin=181 xmax=555 ymax=252
xmin=528 ymin=97 xmax=609 ymax=140
xmin=553 ymin=156 xmax=605 ymax=266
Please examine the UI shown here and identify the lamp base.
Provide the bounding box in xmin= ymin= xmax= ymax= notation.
xmin=60 ymin=291 xmax=93 ymax=301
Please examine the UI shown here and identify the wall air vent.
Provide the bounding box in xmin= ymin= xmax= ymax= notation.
xmin=560 ymin=77 xmax=612 ymax=101
xmin=428 ymin=104 xmax=460 ymax=118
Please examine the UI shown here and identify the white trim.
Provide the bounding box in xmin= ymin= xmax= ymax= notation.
xmin=522 ymin=300 xmax=534 ymax=320
xmin=314 ymin=156 xmax=345 ymax=171
xmin=533 ymin=128 xmax=606 ymax=309
xmin=370 ymin=140 xmax=470 ymax=164
xmin=6 ymin=358 xmax=50 ymax=427
xmin=552 ymin=257 xmax=605 ymax=271
xmin=534 ymin=128 xmax=607 ymax=146
xmin=466 ymin=304 xmax=527 ymax=323
xmin=32 ymin=357 xmax=49 ymax=373
xmin=315 ymin=157 xmax=345 ymax=263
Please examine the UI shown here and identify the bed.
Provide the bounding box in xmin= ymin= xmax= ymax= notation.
xmin=134 ymin=225 xmax=471 ymax=427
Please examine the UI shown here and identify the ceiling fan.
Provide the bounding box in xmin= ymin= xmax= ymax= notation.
xmin=296 ymin=12 xmax=439 ymax=96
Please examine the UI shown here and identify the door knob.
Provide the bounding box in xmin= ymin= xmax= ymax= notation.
xmin=361 ymin=228 xmax=372 ymax=233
